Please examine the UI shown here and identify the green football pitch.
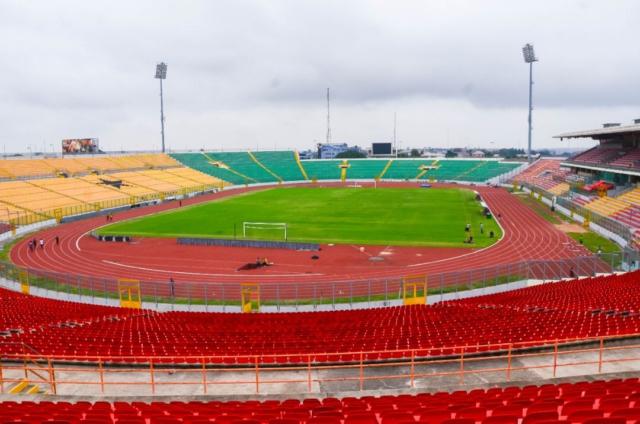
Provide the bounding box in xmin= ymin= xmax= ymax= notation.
xmin=98 ymin=187 xmax=502 ymax=247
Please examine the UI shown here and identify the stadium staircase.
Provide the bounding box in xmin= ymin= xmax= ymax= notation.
xmin=253 ymin=151 xmax=307 ymax=181
xmin=201 ymin=152 xmax=258 ymax=184
xmin=294 ymin=150 xmax=309 ymax=180
xmin=171 ymin=153 xmax=248 ymax=185
xmin=454 ymin=161 xmax=488 ymax=181
xmin=382 ymin=159 xmax=435 ymax=180
xmin=377 ymin=158 xmax=394 ymax=179
xmin=206 ymin=152 xmax=277 ymax=183
xmin=247 ymin=151 xmax=283 ymax=182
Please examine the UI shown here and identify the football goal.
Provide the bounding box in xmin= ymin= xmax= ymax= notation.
xmin=242 ymin=222 xmax=288 ymax=240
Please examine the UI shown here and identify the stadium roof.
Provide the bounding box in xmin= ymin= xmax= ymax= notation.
xmin=554 ymin=122 xmax=640 ymax=139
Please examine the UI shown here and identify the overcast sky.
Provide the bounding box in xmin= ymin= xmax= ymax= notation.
xmin=0 ymin=0 xmax=639 ymax=154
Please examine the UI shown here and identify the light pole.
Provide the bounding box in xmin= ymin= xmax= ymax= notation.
xmin=522 ymin=43 xmax=538 ymax=163
xmin=155 ymin=62 xmax=168 ymax=153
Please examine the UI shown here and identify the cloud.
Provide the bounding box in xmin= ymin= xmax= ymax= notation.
xmin=0 ymin=0 xmax=638 ymax=152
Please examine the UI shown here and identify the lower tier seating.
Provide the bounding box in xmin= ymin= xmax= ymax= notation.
xmin=1 ymin=377 xmax=640 ymax=423
xmin=510 ymin=160 xmax=570 ymax=194
xmin=1 ymin=272 xmax=640 ymax=363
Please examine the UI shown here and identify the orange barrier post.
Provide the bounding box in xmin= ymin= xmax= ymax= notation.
xmin=307 ymin=355 xmax=312 ymax=392
xmin=149 ymin=360 xmax=156 ymax=395
xmin=553 ymin=340 xmax=558 ymax=377
xmin=506 ymin=344 xmax=512 ymax=381
xmin=598 ymin=337 xmax=604 ymax=373
xmin=359 ymin=352 xmax=364 ymax=391
xmin=98 ymin=358 xmax=105 ymax=394
xmin=459 ymin=347 xmax=465 ymax=384
xmin=201 ymin=358 xmax=207 ymax=395
xmin=47 ymin=358 xmax=57 ymax=395
xmin=410 ymin=350 xmax=415 ymax=388
xmin=255 ymin=356 xmax=260 ymax=394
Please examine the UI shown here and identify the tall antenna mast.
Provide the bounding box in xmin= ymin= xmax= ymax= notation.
xmin=326 ymin=87 xmax=332 ymax=144
xmin=393 ymin=112 xmax=397 ymax=158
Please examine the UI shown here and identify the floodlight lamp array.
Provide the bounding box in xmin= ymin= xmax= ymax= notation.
xmin=155 ymin=62 xmax=167 ymax=79
xmin=522 ymin=44 xmax=538 ymax=63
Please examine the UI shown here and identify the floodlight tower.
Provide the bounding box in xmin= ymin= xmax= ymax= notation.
xmin=326 ymin=87 xmax=332 ymax=144
xmin=155 ymin=62 xmax=168 ymax=153
xmin=522 ymin=44 xmax=538 ymax=163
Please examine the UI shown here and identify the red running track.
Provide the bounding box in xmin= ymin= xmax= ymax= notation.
xmin=10 ymin=182 xmax=596 ymax=289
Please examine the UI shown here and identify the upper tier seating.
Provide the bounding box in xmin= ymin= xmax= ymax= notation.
xmin=1 ymin=272 xmax=640 ymax=363
xmin=571 ymin=146 xmax=621 ymax=165
xmin=0 ymin=154 xmax=180 ymax=179
xmin=2 ymin=377 xmax=640 ymax=423
xmin=610 ymin=148 xmax=640 ymax=168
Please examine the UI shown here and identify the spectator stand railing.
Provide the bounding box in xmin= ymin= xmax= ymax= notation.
xmin=1 ymin=334 xmax=639 ymax=396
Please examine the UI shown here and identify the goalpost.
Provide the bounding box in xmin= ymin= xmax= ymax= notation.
xmin=242 ymin=222 xmax=288 ymax=240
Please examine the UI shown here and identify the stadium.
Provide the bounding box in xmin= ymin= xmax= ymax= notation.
xmin=2 ymin=2 xmax=640 ymax=423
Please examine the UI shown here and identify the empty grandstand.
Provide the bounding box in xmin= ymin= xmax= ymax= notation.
xmin=0 ymin=154 xmax=223 ymax=226
xmin=512 ymin=159 xmax=571 ymax=196
xmin=170 ymin=152 xmax=521 ymax=184
xmin=3 ymin=378 xmax=640 ymax=421
xmin=506 ymin=122 xmax=640 ymax=252
xmin=0 ymin=154 xmax=180 ymax=180
xmin=557 ymin=120 xmax=640 ymax=184
xmin=1 ymin=272 xmax=639 ymax=363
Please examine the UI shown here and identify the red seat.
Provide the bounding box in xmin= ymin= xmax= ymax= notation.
xmin=482 ymin=416 xmax=518 ymax=424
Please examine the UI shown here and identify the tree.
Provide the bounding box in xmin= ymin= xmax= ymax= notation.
xmin=498 ymin=148 xmax=525 ymax=159
xmin=410 ymin=149 xmax=421 ymax=157
xmin=445 ymin=150 xmax=458 ymax=158
xmin=335 ymin=150 xmax=367 ymax=159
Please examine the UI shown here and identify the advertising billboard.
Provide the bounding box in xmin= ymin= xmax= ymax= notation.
xmin=62 ymin=138 xmax=99 ymax=154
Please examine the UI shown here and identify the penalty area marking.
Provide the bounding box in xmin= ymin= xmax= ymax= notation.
xmin=102 ymin=260 xmax=324 ymax=278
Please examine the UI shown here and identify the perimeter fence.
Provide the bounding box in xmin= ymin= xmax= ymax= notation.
xmin=0 ymin=254 xmax=624 ymax=310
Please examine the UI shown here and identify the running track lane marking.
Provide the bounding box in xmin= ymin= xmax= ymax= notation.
xmin=102 ymin=260 xmax=325 ymax=278
xmin=408 ymin=196 xmax=507 ymax=267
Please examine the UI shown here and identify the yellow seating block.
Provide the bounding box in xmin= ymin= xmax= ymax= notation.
xmin=548 ymin=182 xmax=570 ymax=196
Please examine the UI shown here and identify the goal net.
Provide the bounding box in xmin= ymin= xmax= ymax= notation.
xmin=242 ymin=222 xmax=288 ymax=241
